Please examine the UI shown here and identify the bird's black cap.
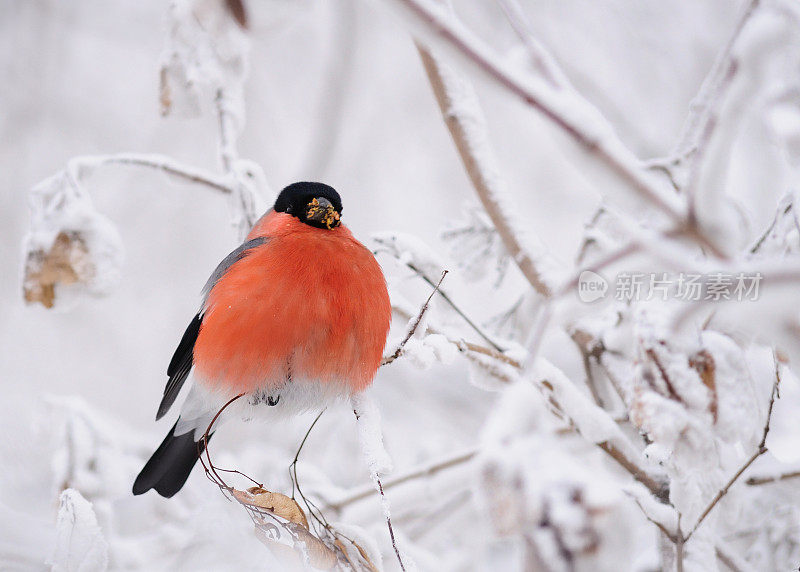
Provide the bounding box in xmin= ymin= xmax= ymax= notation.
xmin=274 ymin=182 xmax=343 ymax=216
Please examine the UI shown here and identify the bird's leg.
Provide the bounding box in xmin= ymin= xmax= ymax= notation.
xmin=265 ymin=356 xmax=292 ymax=406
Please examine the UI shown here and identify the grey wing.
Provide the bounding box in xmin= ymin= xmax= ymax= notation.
xmin=155 ymin=236 xmax=268 ymax=421
xmin=201 ymin=236 xmax=268 ymax=305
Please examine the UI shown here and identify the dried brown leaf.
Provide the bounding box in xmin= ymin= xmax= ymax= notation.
xmin=24 ymin=231 xmax=92 ymax=308
xmin=224 ymin=0 xmax=248 ymax=28
xmin=288 ymin=523 xmax=338 ymax=570
xmin=159 ymin=66 xmax=172 ymax=116
xmin=690 ymin=349 xmax=717 ymax=422
xmin=232 ymin=487 xmax=309 ymax=529
xmin=335 ymin=537 xmax=381 ymax=572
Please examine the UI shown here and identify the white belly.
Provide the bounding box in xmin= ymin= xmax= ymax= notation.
xmin=174 ymin=373 xmax=352 ymax=439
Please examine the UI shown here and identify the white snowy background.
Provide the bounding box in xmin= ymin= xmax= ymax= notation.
xmin=3 ymin=0 xmax=800 ymax=570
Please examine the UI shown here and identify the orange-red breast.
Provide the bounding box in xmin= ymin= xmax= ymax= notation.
xmin=133 ymin=182 xmax=391 ymax=497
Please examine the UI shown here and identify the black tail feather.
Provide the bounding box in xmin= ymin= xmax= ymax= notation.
xmin=133 ymin=420 xmax=210 ymax=498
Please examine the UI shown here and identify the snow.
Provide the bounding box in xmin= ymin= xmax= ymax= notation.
xmin=352 ymin=392 xmax=394 ymax=479
xmin=532 ymin=357 xmax=628 ymax=447
xmin=52 ymin=489 xmax=109 ymax=572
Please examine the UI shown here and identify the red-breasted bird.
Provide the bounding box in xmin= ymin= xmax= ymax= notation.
xmin=133 ymin=182 xmax=392 ymax=497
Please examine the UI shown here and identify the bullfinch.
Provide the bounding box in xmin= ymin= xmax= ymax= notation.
xmin=133 ymin=182 xmax=392 ymax=497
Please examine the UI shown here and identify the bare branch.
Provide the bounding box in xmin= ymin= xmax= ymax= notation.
xmin=382 ymin=271 xmax=448 ymax=365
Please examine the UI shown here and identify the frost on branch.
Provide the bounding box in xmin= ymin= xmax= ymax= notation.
xmin=23 ymin=172 xmax=123 ymax=310
xmin=51 ymin=489 xmax=109 ymax=572
xmin=160 ymin=0 xmax=249 ymax=122
xmin=352 ymin=392 xmax=393 ymax=481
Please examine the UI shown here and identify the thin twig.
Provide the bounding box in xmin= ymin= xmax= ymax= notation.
xmin=405 ymin=489 xmax=472 ymax=540
xmin=402 ymin=259 xmax=503 ymax=351
xmin=382 ymin=270 xmax=448 ymax=365
xmin=377 ymin=477 xmax=406 ymax=571
xmin=387 ymin=305 xmax=520 ymax=368
xmin=289 ymin=409 xmax=326 ymax=498
xmin=199 ymin=392 xmax=246 ymax=489
xmin=326 ymin=449 xmax=477 ymax=512
xmin=457 ymin=339 xmax=520 ymax=367
xmin=598 ymin=442 xmax=669 ymax=502
xmin=750 ymin=198 xmax=793 ymax=254
xmin=715 ymin=543 xmax=748 ymax=572
xmin=645 ymin=347 xmax=684 ymax=403
xmin=683 ymin=434 xmax=764 ymax=540
xmin=628 ymin=496 xmax=678 ymax=543
xmin=215 ymin=89 xmax=237 ymax=173
xmin=597 ymin=354 xmax=630 ymax=406
xmin=684 ymin=360 xmax=780 ymax=541
xmin=746 ymin=469 xmax=800 ymax=486
xmin=289 ymin=410 xmax=331 ymax=533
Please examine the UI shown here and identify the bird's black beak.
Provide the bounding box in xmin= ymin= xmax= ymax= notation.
xmin=304 ymin=197 xmax=341 ymax=229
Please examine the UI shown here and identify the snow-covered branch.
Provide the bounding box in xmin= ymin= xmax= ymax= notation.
xmin=394 ymin=0 xmax=734 ymax=259
xmin=416 ymin=45 xmax=561 ymax=297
